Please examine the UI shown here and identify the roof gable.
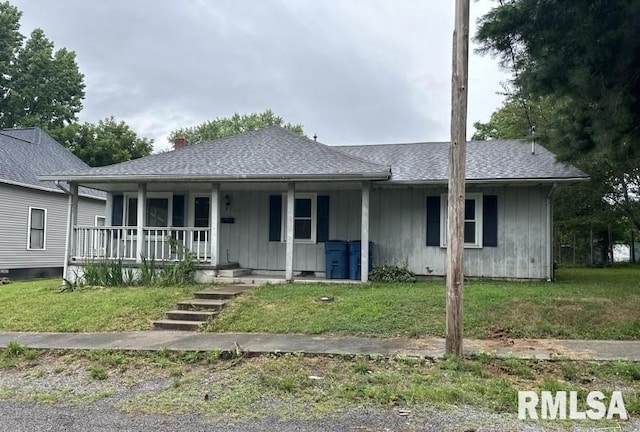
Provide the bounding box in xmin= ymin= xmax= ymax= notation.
xmin=45 ymin=126 xmax=391 ymax=181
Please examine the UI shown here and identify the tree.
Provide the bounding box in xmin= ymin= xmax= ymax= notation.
xmin=0 ymin=2 xmax=85 ymax=130
xmin=475 ymin=0 xmax=640 ymax=158
xmin=472 ymin=95 xmax=558 ymax=141
xmin=51 ymin=117 xmax=153 ymax=167
xmin=169 ymin=109 xmax=304 ymax=145
xmin=475 ymin=0 xmax=640 ymax=262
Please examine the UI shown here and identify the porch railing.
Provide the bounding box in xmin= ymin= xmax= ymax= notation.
xmin=73 ymin=226 xmax=211 ymax=262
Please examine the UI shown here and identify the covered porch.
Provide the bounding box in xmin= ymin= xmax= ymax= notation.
xmin=64 ymin=180 xmax=373 ymax=283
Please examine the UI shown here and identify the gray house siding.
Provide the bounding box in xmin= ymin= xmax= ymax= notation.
xmin=0 ymin=183 xmax=105 ymax=273
xmin=209 ymin=185 xmax=550 ymax=279
xmin=217 ymin=189 xmax=362 ymax=273
xmin=370 ymin=186 xmax=551 ymax=279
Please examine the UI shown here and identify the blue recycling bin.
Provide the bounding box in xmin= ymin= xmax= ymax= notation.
xmin=324 ymin=240 xmax=349 ymax=279
xmin=348 ymin=241 xmax=373 ymax=280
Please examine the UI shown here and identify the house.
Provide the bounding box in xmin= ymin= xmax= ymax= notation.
xmin=0 ymin=128 xmax=105 ymax=280
xmin=40 ymin=126 xmax=588 ymax=282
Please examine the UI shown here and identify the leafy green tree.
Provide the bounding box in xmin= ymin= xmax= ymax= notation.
xmin=472 ymin=95 xmax=558 ymax=140
xmin=169 ymin=109 xmax=304 ymax=145
xmin=51 ymin=117 xmax=153 ymax=167
xmin=0 ymin=1 xmax=23 ymax=121
xmin=0 ymin=2 xmax=85 ymax=130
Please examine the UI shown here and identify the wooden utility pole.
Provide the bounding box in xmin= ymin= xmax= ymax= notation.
xmin=446 ymin=0 xmax=470 ymax=357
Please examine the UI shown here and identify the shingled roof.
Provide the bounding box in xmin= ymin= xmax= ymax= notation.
xmin=336 ymin=140 xmax=588 ymax=183
xmin=42 ymin=126 xmax=392 ymax=182
xmin=0 ymin=128 xmax=104 ymax=199
xmin=41 ymin=126 xmax=587 ymax=185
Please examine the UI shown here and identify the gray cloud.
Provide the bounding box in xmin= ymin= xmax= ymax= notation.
xmin=11 ymin=0 xmax=507 ymax=151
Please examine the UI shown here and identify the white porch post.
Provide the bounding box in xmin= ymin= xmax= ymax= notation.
xmin=63 ymin=183 xmax=78 ymax=281
xmin=361 ymin=181 xmax=370 ymax=283
xmin=136 ymin=184 xmax=146 ymax=263
xmin=285 ymin=182 xmax=295 ymax=281
xmin=210 ymin=184 xmax=221 ymax=266
xmin=105 ymin=192 xmax=113 ymax=226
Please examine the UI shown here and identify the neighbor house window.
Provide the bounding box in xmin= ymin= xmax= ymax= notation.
xmin=440 ymin=193 xmax=483 ymax=248
xmin=281 ymin=193 xmax=317 ymax=243
xmin=27 ymin=207 xmax=47 ymax=250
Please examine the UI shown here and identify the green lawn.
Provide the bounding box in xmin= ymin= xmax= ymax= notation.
xmin=208 ymin=267 xmax=640 ymax=339
xmin=0 ymin=279 xmax=199 ymax=332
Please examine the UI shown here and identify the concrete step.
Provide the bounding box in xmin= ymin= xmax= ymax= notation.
xmin=218 ymin=268 xmax=251 ymax=277
xmin=176 ymin=298 xmax=227 ymax=311
xmin=193 ymin=287 xmax=250 ymax=300
xmin=165 ymin=310 xmax=218 ymax=321
xmin=152 ymin=319 xmax=203 ymax=331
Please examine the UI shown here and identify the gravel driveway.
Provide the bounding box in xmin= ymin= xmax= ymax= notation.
xmin=0 ymin=353 xmax=636 ymax=431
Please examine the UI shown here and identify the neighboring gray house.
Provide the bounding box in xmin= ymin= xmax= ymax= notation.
xmin=0 ymin=128 xmax=105 ymax=279
xmin=42 ymin=126 xmax=588 ymax=282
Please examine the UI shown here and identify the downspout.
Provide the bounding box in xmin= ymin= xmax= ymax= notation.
xmin=55 ymin=181 xmax=73 ymax=284
xmin=54 ymin=180 xmax=70 ymax=195
xmin=546 ymin=183 xmax=557 ymax=281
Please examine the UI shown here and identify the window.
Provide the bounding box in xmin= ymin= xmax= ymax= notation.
xmin=127 ymin=197 xmax=138 ymax=226
xmin=294 ymin=198 xmax=313 ymax=239
xmin=193 ymin=197 xmax=209 ymax=229
xmin=95 ymin=216 xmax=106 ymax=227
xmin=146 ymin=198 xmax=169 ymax=227
xmin=172 ymin=195 xmax=185 ymax=227
xmin=464 ymin=198 xmax=477 ymax=244
xmin=281 ymin=193 xmax=317 ymax=243
xmin=440 ymin=193 xmax=483 ymax=248
xmin=118 ymin=194 xmax=172 ymax=227
xmin=193 ymin=196 xmax=209 ymax=241
xmin=27 ymin=207 xmax=46 ymax=250
xmin=426 ymin=194 xmax=498 ymax=249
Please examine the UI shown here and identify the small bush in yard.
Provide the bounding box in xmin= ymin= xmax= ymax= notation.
xmin=370 ymin=265 xmax=416 ymax=283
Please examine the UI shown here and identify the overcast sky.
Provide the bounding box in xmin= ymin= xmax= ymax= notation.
xmin=12 ymin=0 xmax=508 ymax=151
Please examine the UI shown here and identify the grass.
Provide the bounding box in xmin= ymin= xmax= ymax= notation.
xmin=116 ymin=353 xmax=639 ymax=424
xmin=0 ymin=279 xmax=200 ymax=331
xmin=0 ymin=347 xmax=637 ymax=426
xmin=207 ymin=267 xmax=640 ymax=339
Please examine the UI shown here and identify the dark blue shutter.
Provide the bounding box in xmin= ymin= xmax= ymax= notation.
xmin=426 ymin=196 xmax=440 ymax=246
xmin=112 ymin=194 xmax=123 ymax=226
xmin=483 ymin=195 xmax=498 ymax=247
xmin=316 ymin=195 xmax=330 ymax=243
xmin=269 ymin=195 xmax=282 ymax=242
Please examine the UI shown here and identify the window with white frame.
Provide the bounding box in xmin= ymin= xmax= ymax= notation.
xmin=146 ymin=198 xmax=169 ymax=227
xmin=120 ymin=194 xmax=171 ymax=227
xmin=95 ymin=215 xmax=106 ymax=227
xmin=440 ymin=193 xmax=483 ymax=248
xmin=27 ymin=207 xmax=47 ymax=250
xmin=281 ymin=193 xmax=317 ymax=243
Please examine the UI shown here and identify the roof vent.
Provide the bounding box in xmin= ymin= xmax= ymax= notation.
xmin=531 ymin=126 xmax=536 ymax=155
